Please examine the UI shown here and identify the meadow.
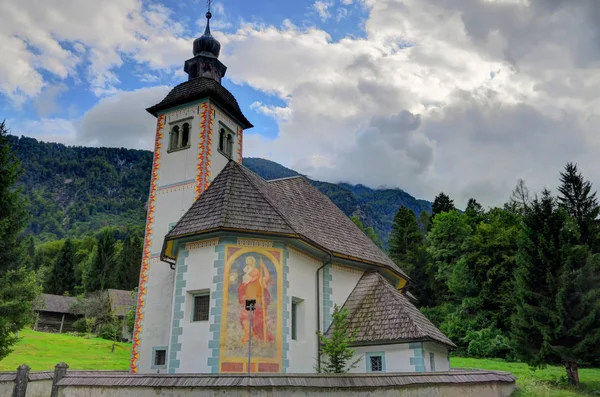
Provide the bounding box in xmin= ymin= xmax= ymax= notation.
xmin=1 ymin=330 xmax=599 ymax=396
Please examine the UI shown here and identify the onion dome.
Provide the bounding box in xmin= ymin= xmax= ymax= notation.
xmin=193 ymin=11 xmax=221 ymax=58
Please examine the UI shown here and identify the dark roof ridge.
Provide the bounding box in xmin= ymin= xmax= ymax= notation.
xmin=234 ymin=162 xmax=298 ymax=235
xmin=266 ymin=175 xmax=305 ymax=183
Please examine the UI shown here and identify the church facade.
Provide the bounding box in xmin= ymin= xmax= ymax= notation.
xmin=130 ymin=12 xmax=455 ymax=375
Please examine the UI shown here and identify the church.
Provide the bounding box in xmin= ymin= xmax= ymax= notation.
xmin=130 ymin=10 xmax=455 ymax=375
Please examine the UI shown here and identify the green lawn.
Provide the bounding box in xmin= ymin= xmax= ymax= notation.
xmin=452 ymin=357 xmax=600 ymax=397
xmin=0 ymin=329 xmax=131 ymax=371
xmin=2 ymin=330 xmax=600 ymax=397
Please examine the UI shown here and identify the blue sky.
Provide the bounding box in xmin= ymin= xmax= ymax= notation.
xmin=1 ymin=0 xmax=599 ymax=207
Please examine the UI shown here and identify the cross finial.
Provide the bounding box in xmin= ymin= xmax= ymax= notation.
xmin=206 ymin=0 xmax=212 ymax=14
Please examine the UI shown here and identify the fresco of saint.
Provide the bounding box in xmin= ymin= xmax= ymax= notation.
xmin=237 ymin=256 xmax=274 ymax=343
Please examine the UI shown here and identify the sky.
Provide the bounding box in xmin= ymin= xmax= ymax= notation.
xmin=1 ymin=0 xmax=600 ymax=208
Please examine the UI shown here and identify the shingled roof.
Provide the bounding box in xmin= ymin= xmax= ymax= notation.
xmin=327 ymin=271 xmax=455 ymax=348
xmin=146 ymin=77 xmax=253 ymax=129
xmin=35 ymin=294 xmax=77 ymax=314
xmin=164 ymin=161 xmax=408 ymax=280
xmin=108 ymin=289 xmax=135 ymax=318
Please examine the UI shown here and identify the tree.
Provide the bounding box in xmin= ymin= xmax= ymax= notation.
xmin=512 ymin=189 xmax=600 ymax=385
xmin=507 ymin=179 xmax=530 ymax=215
xmin=464 ymin=198 xmax=485 ymax=228
xmin=84 ymin=228 xmax=117 ymax=292
xmin=431 ymin=192 xmax=454 ymax=223
xmin=558 ymin=162 xmax=600 ymax=250
xmin=0 ymin=121 xmax=28 ymax=272
xmin=389 ymin=206 xmax=434 ymax=306
xmin=350 ymin=215 xmax=383 ymax=248
xmin=317 ymin=304 xmax=361 ymax=373
xmin=115 ymin=229 xmax=143 ymax=290
xmin=46 ymin=239 xmax=76 ymax=295
xmin=0 ymin=120 xmax=40 ymax=360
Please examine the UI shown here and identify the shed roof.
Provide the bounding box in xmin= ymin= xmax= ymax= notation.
xmin=327 ymin=271 xmax=456 ymax=348
xmin=35 ymin=294 xmax=78 ymax=314
xmin=108 ymin=289 xmax=135 ymax=318
xmin=164 ymin=161 xmax=407 ymax=280
xmin=146 ymin=77 xmax=252 ymax=129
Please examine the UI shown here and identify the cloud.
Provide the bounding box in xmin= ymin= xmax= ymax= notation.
xmin=0 ymin=0 xmax=189 ymax=100
xmin=34 ymin=84 xmax=68 ymax=117
xmin=14 ymin=86 xmax=170 ymax=150
xmin=223 ymin=0 xmax=600 ymax=207
xmin=313 ymin=1 xmax=334 ymax=22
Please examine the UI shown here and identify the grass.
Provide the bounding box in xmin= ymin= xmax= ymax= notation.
xmin=0 ymin=329 xmax=131 ymax=371
xmin=2 ymin=330 xmax=600 ymax=397
xmin=451 ymin=357 xmax=600 ymax=397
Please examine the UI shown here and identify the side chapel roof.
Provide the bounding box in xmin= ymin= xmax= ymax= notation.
xmin=327 ymin=271 xmax=456 ymax=348
xmin=163 ymin=160 xmax=408 ymax=280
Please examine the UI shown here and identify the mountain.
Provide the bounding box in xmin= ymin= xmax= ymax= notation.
xmin=9 ymin=136 xmax=431 ymax=246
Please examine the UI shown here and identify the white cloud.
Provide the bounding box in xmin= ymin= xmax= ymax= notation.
xmin=221 ymin=0 xmax=600 ymax=207
xmin=0 ymin=0 xmax=189 ymax=100
xmin=250 ymin=102 xmax=293 ymax=122
xmin=313 ymin=1 xmax=334 ymax=22
xmin=34 ymin=83 xmax=68 ymax=117
xmin=341 ymin=0 xmax=354 ymax=4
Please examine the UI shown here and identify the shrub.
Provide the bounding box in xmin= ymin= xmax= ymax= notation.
xmin=100 ymin=323 xmax=118 ymax=341
xmin=72 ymin=317 xmax=96 ymax=334
xmin=464 ymin=327 xmax=515 ymax=360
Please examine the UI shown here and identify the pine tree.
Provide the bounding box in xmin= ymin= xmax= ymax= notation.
xmin=0 ymin=120 xmax=40 ymax=360
xmin=0 ymin=121 xmax=28 ymax=272
xmin=431 ymin=192 xmax=454 ymax=223
xmin=84 ymin=228 xmax=117 ymax=292
xmin=389 ymin=206 xmax=434 ymax=306
xmin=512 ymin=189 xmax=600 ymax=385
xmin=558 ymin=162 xmax=600 ymax=250
xmin=46 ymin=239 xmax=76 ymax=295
xmin=115 ymin=230 xmax=143 ymax=290
xmin=465 ymin=198 xmax=485 ymax=228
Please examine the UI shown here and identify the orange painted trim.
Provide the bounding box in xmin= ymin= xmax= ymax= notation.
xmin=130 ymin=114 xmax=165 ymax=373
xmin=237 ymin=127 xmax=243 ymax=164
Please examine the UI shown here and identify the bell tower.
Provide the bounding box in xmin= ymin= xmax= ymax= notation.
xmin=130 ymin=10 xmax=253 ymax=374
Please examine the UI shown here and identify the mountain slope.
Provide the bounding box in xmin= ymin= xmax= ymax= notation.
xmin=10 ymin=136 xmax=431 ymax=245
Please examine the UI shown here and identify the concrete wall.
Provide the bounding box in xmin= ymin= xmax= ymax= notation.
xmin=0 ymin=380 xmax=14 ymax=396
xmin=57 ymin=383 xmax=515 ymax=397
xmin=25 ymin=379 xmax=52 ymax=397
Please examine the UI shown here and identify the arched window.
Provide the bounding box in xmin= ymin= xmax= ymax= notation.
xmin=218 ymin=128 xmax=225 ymax=152
xmin=226 ymin=133 xmax=233 ymax=157
xmin=170 ymin=126 xmax=180 ymax=151
xmin=181 ymin=123 xmax=190 ymax=147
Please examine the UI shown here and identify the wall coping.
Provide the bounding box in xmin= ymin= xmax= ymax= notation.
xmin=56 ymin=370 xmax=516 ymax=388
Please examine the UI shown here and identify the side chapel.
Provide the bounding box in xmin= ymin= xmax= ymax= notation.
xmin=130 ymin=11 xmax=455 ymax=375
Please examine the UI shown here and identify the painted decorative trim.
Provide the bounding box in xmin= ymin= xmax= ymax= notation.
xmin=156 ymin=179 xmax=196 ymax=194
xmin=287 ymin=245 xmax=321 ymax=265
xmin=281 ymin=245 xmax=290 ymax=373
xmin=130 ymin=114 xmax=165 ymax=374
xmin=195 ymin=101 xmax=213 ymax=200
xmin=237 ymin=127 xmax=243 ymax=164
xmin=366 ymin=351 xmax=386 ymax=373
xmin=322 ymin=265 xmax=333 ymax=331
xmin=151 ymin=346 xmax=168 ymax=370
xmin=236 ymin=238 xmax=273 ymax=248
xmin=208 ymin=238 xmax=233 ymax=373
xmin=168 ymin=249 xmax=189 ymax=374
xmin=185 ymin=238 xmax=220 ymax=251
xmin=409 ymin=342 xmax=426 ymax=372
xmin=332 ymin=263 xmax=364 ymax=275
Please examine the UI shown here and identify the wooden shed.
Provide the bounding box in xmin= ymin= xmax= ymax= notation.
xmin=33 ymin=294 xmax=82 ymax=333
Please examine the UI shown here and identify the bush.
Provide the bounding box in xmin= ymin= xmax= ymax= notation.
xmin=100 ymin=323 xmax=118 ymax=341
xmin=72 ymin=317 xmax=96 ymax=334
xmin=464 ymin=327 xmax=516 ymax=360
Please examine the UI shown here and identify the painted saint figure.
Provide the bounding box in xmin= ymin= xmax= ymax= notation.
xmin=238 ymin=256 xmax=274 ymax=343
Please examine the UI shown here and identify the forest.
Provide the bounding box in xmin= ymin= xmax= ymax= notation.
xmin=1 ymin=123 xmax=599 ymax=385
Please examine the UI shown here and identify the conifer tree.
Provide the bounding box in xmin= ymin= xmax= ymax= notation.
xmin=558 ymin=162 xmax=600 ymax=250
xmin=512 ymin=189 xmax=600 ymax=385
xmin=46 ymin=239 xmax=76 ymax=295
xmin=431 ymin=192 xmax=454 ymax=224
xmin=389 ymin=206 xmax=434 ymax=306
xmin=465 ymin=198 xmax=485 ymax=228
xmin=84 ymin=228 xmax=117 ymax=292
xmin=115 ymin=230 xmax=143 ymax=290
xmin=0 ymin=120 xmax=40 ymax=360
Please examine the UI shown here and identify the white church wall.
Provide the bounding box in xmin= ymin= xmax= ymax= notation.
xmin=330 ymin=264 xmax=363 ymax=308
xmin=423 ymin=342 xmax=451 ymax=372
xmin=349 ymin=344 xmax=414 ymax=373
xmin=170 ymin=241 xmax=219 ymax=374
xmin=286 ymin=247 xmax=321 ymax=373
